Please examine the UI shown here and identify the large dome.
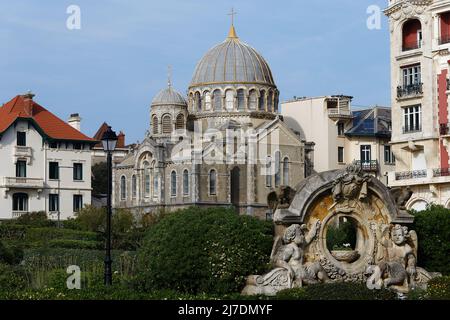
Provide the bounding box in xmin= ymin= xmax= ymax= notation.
xmin=190 ymin=26 xmax=275 ymax=87
xmin=151 ymin=86 xmax=187 ymax=107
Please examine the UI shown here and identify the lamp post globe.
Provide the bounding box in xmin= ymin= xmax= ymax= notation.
xmin=101 ymin=126 xmax=117 ymax=286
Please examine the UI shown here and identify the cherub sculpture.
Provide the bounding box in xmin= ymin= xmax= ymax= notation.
xmin=366 ymin=224 xmax=418 ymax=293
xmin=242 ymin=221 xmax=329 ymax=296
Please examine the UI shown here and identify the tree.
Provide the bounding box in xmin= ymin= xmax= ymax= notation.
xmin=92 ymin=162 xmax=108 ymax=195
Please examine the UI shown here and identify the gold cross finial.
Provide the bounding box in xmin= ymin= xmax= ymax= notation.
xmin=227 ymin=8 xmax=238 ymax=39
xmin=228 ymin=7 xmax=237 ymax=26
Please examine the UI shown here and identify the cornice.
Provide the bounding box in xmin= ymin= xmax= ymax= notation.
xmin=384 ymin=0 xmax=433 ymax=18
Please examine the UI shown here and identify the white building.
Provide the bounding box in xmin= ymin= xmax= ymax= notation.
xmin=281 ymin=96 xmax=395 ymax=183
xmin=385 ymin=0 xmax=450 ymax=210
xmin=0 ymin=93 xmax=96 ymax=220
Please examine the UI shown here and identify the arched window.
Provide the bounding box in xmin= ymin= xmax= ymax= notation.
xmin=403 ymin=19 xmax=422 ymax=51
xmin=183 ymin=169 xmax=189 ymax=195
xmin=153 ymin=172 xmax=159 ymax=198
xmin=195 ymin=91 xmax=202 ymax=112
xmin=13 ymin=193 xmax=28 ymax=212
xmin=267 ymin=91 xmax=273 ymax=112
xmin=259 ymin=91 xmax=266 ymax=111
xmin=213 ymin=90 xmax=222 ymax=111
xmin=132 ymin=175 xmax=137 ymax=199
xmin=209 ymin=169 xmax=217 ymax=195
xmin=283 ymin=157 xmax=289 ymax=186
xmin=204 ymin=91 xmax=212 ymax=110
xmin=274 ymin=151 xmax=281 ymax=187
xmin=237 ymin=89 xmax=245 ymax=111
xmin=266 ymin=156 xmax=272 ymax=187
xmin=171 ymin=170 xmax=177 ymax=197
xmin=225 ymin=90 xmax=234 ymax=111
xmin=248 ymin=90 xmax=257 ymax=110
xmin=175 ymin=114 xmax=185 ymax=130
xmin=274 ymin=94 xmax=279 ymax=113
xmin=144 ymin=161 xmax=150 ymax=198
xmin=152 ymin=116 xmax=158 ymax=134
xmin=162 ymin=114 xmax=172 ymax=134
xmin=120 ymin=176 xmax=127 ymax=200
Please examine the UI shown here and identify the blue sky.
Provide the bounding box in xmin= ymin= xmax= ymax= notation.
xmin=0 ymin=0 xmax=390 ymax=143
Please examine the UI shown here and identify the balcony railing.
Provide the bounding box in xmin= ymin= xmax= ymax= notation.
xmin=433 ymin=168 xmax=450 ymax=178
xmin=328 ymin=108 xmax=352 ymax=118
xmin=402 ymin=124 xmax=422 ymax=134
xmin=1 ymin=177 xmax=44 ymax=189
xmin=354 ymin=160 xmax=379 ymax=172
xmin=447 ymin=78 xmax=450 ymax=91
xmin=395 ymin=170 xmax=427 ymax=181
xmin=397 ymin=83 xmax=423 ymax=98
xmin=12 ymin=211 xmax=29 ymax=218
xmin=439 ymin=35 xmax=450 ymax=45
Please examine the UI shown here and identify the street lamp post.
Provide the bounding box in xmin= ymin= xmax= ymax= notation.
xmin=101 ymin=126 xmax=118 ymax=286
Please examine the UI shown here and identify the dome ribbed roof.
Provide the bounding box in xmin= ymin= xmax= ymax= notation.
xmin=151 ymin=86 xmax=187 ymax=107
xmin=190 ymin=26 xmax=275 ymax=87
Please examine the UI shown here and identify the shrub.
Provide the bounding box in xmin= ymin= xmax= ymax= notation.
xmin=12 ymin=211 xmax=55 ymax=227
xmin=276 ymin=282 xmax=397 ymax=300
xmin=0 ymin=241 xmax=24 ymax=265
xmin=0 ymin=263 xmax=28 ymax=291
xmin=0 ymin=224 xmax=28 ymax=241
xmin=47 ymin=239 xmax=102 ymax=250
xmin=413 ymin=205 xmax=450 ymax=275
xmin=136 ymin=207 xmax=273 ymax=295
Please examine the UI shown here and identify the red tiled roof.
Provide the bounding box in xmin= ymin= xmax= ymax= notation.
xmin=93 ymin=122 xmax=126 ymax=148
xmin=0 ymin=95 xmax=96 ymax=142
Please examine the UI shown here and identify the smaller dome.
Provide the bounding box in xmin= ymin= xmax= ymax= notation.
xmin=151 ymin=86 xmax=187 ymax=107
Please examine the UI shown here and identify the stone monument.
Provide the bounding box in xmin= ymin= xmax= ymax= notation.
xmin=242 ymin=164 xmax=440 ymax=297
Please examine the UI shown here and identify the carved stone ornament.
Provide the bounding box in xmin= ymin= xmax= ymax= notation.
xmin=243 ymin=165 xmax=441 ymax=297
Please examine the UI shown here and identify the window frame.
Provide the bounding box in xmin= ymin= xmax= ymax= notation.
xmin=73 ymin=163 xmax=83 ymax=181
xmin=16 ymin=160 xmax=27 ymax=178
xmin=49 ymin=162 xmax=60 ymax=180
xmin=73 ymin=195 xmax=83 ymax=213
xmin=17 ymin=131 xmax=26 ymax=146
xmin=49 ymin=194 xmax=60 ymax=212
xmin=338 ymin=147 xmax=345 ymax=164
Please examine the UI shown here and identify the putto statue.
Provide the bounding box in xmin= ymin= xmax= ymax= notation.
xmin=241 ymin=221 xmax=329 ymax=296
xmin=366 ymin=224 xmax=437 ymax=294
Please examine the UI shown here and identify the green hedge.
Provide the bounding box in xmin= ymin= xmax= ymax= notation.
xmin=408 ymin=276 xmax=450 ymax=300
xmin=276 ymin=282 xmax=397 ymax=300
xmin=136 ymin=207 xmax=273 ymax=295
xmin=413 ymin=205 xmax=450 ymax=275
xmin=47 ymin=239 xmax=102 ymax=250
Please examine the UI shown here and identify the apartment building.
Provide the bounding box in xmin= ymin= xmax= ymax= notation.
xmin=385 ymin=0 xmax=450 ymax=210
xmin=281 ymin=96 xmax=395 ymax=183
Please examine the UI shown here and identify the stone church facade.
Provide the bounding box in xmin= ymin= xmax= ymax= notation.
xmin=112 ymin=24 xmax=307 ymax=219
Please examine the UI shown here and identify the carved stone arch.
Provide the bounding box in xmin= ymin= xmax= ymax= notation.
xmin=224 ymin=87 xmax=236 ymax=111
xmin=274 ymin=167 xmax=415 ymax=278
xmin=135 ymin=145 xmax=157 ymax=169
xmin=406 ymin=197 xmax=429 ymax=212
xmin=151 ymin=115 xmax=159 ymax=135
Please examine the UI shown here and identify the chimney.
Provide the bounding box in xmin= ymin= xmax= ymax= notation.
xmin=117 ymin=131 xmax=125 ymax=148
xmin=68 ymin=113 xmax=81 ymax=131
xmin=22 ymin=90 xmax=35 ymax=116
